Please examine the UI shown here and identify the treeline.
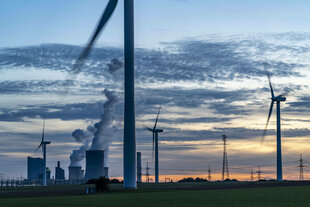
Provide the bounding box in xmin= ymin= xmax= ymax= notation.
xmin=178 ymin=177 xmax=209 ymax=183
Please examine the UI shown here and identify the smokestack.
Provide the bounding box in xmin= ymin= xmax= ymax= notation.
xmin=85 ymin=150 xmax=105 ymax=180
xmin=104 ymin=167 xmax=109 ymax=178
xmin=68 ymin=166 xmax=83 ymax=180
xmin=137 ymin=152 xmax=142 ymax=183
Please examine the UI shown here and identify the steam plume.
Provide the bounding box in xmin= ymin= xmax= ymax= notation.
xmin=69 ymin=129 xmax=93 ymax=167
xmin=69 ymin=59 xmax=122 ymax=167
xmin=90 ymin=89 xmax=118 ymax=167
xmin=107 ymin=58 xmax=123 ymax=74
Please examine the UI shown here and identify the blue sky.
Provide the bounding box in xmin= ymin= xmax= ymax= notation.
xmin=1 ymin=0 xmax=310 ymax=48
xmin=1 ymin=1 xmax=310 ymax=181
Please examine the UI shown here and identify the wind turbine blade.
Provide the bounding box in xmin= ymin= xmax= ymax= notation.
xmin=266 ymin=71 xmax=275 ymax=98
xmin=35 ymin=143 xmax=42 ymax=152
xmin=263 ymin=63 xmax=274 ymax=98
xmin=35 ymin=113 xmax=45 ymax=152
xmin=261 ymin=101 xmax=274 ymax=142
xmin=153 ymin=105 xmax=161 ymax=130
xmin=279 ymin=91 xmax=290 ymax=97
xmin=41 ymin=114 xmax=45 ymax=143
xmin=144 ymin=125 xmax=153 ymax=132
xmin=71 ymin=0 xmax=118 ymax=75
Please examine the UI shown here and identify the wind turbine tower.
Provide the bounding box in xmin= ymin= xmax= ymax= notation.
xmin=70 ymin=0 xmax=137 ymax=188
xmin=262 ymin=69 xmax=286 ymax=181
xmin=123 ymin=0 xmax=136 ymax=189
xmin=222 ymin=134 xmax=229 ymax=181
xmin=36 ymin=115 xmax=51 ymax=186
xmin=146 ymin=106 xmax=163 ymax=183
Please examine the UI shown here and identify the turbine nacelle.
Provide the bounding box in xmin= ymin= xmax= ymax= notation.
xmin=43 ymin=141 xmax=51 ymax=145
xmin=271 ymin=96 xmax=286 ymax=102
xmin=147 ymin=129 xmax=163 ymax=133
xmin=155 ymin=129 xmax=164 ymax=133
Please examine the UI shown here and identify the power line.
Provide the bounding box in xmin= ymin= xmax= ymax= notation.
xmin=145 ymin=161 xmax=151 ymax=183
xmin=160 ymin=160 xmax=300 ymax=172
xmin=256 ymin=166 xmax=263 ymax=180
xmin=298 ymin=154 xmax=306 ymax=181
xmin=208 ymin=164 xmax=211 ymax=181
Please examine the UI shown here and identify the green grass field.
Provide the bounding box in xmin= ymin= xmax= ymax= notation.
xmin=1 ymin=184 xmax=310 ymax=207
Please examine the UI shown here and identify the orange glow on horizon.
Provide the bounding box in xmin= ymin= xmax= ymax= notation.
xmin=110 ymin=171 xmax=310 ymax=183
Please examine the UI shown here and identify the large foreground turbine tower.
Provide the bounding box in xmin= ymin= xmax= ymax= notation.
xmin=71 ymin=0 xmax=136 ymax=188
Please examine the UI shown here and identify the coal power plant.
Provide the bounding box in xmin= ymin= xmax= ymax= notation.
xmin=85 ymin=150 xmax=105 ymax=180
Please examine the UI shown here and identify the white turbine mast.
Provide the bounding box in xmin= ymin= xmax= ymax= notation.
xmin=71 ymin=0 xmax=136 ymax=188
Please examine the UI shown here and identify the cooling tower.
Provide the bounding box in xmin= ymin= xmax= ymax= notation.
xmin=85 ymin=150 xmax=105 ymax=180
xmin=104 ymin=167 xmax=109 ymax=178
xmin=68 ymin=166 xmax=83 ymax=180
xmin=137 ymin=152 xmax=142 ymax=182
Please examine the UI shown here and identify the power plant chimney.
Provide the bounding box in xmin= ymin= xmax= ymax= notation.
xmin=85 ymin=150 xmax=105 ymax=180
xmin=55 ymin=161 xmax=65 ymax=181
xmin=104 ymin=167 xmax=109 ymax=178
xmin=222 ymin=134 xmax=229 ymax=181
xmin=137 ymin=152 xmax=142 ymax=183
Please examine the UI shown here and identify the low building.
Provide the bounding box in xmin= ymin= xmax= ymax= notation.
xmin=55 ymin=161 xmax=65 ymax=180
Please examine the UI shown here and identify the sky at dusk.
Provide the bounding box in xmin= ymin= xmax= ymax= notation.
xmin=1 ymin=0 xmax=310 ymax=181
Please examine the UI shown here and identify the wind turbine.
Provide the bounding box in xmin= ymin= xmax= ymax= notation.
xmin=146 ymin=106 xmax=163 ymax=183
xmin=36 ymin=115 xmax=51 ymax=186
xmin=262 ymin=68 xmax=286 ymax=181
xmin=71 ymin=0 xmax=136 ymax=188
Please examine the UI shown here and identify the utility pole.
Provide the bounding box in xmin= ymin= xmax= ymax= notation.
xmin=145 ymin=161 xmax=151 ymax=183
xmin=257 ymin=166 xmax=262 ymax=181
xmin=208 ymin=164 xmax=212 ymax=182
xmin=222 ymin=134 xmax=229 ymax=180
xmin=251 ymin=169 xmax=254 ymax=182
xmin=298 ymin=154 xmax=305 ymax=181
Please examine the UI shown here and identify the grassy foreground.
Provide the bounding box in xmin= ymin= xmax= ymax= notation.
xmin=1 ymin=185 xmax=310 ymax=207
